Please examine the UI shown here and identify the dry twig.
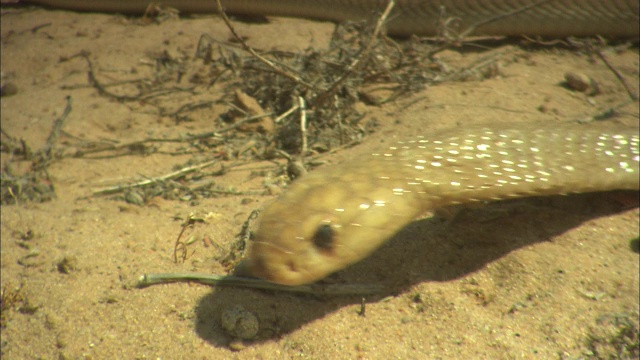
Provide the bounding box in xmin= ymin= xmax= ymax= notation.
xmin=595 ymin=49 xmax=638 ymax=101
xmin=313 ymin=0 xmax=395 ymax=107
xmin=92 ymin=159 xmax=220 ymax=196
xmin=213 ymin=0 xmax=317 ymax=90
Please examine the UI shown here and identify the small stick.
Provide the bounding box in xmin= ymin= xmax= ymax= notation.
xmin=92 ymin=159 xmax=219 ymax=196
xmin=137 ymin=273 xmax=385 ymax=296
xmin=40 ymin=95 xmax=73 ymax=162
xmin=81 ymin=52 xmax=192 ymax=102
xmin=576 ymin=100 xmax=637 ymax=123
xmin=357 ymin=297 xmax=367 ymax=316
xmin=440 ymin=50 xmax=507 ymax=82
xmin=313 ymin=0 xmax=395 ymax=107
xmin=274 ymin=102 xmax=300 ymax=123
xmin=595 ymin=49 xmax=638 ymax=101
xmin=173 ymin=214 xmax=202 ymax=263
xmin=299 ymin=96 xmax=308 ymax=156
xmin=213 ymin=0 xmax=316 ymax=90
xmin=74 ymin=112 xmax=273 ymax=157
xmin=238 ymin=209 xmax=261 ymax=246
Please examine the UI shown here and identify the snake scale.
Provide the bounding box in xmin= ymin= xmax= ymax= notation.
xmin=25 ymin=0 xmax=640 ymax=285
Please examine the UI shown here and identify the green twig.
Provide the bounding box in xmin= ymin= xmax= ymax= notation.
xmin=137 ymin=273 xmax=384 ymax=296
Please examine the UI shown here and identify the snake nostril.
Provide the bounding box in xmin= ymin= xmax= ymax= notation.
xmin=287 ymin=261 xmax=297 ymax=272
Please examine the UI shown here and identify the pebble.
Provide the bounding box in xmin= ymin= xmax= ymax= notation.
xmin=0 ymin=82 xmax=18 ymax=97
xmin=220 ymin=304 xmax=259 ymax=340
xmin=564 ymin=72 xmax=599 ymax=95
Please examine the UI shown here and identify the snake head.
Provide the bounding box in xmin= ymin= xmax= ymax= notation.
xmin=240 ymin=159 xmax=426 ymax=286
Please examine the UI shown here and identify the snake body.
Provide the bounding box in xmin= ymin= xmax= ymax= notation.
xmin=23 ymin=0 xmax=640 ymax=37
xmin=246 ymin=123 xmax=639 ymax=285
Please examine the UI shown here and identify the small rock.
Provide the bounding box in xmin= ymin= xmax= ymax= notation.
xmin=57 ymin=256 xmax=79 ymax=274
xmin=124 ymin=190 xmax=145 ymax=206
xmin=564 ymin=72 xmax=599 ymax=95
xmin=0 ymin=82 xmax=18 ymax=97
xmin=286 ymin=160 xmax=307 ymax=181
xmin=220 ymin=305 xmax=259 ymax=340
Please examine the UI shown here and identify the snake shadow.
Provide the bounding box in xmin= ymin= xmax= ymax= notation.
xmin=194 ymin=190 xmax=638 ymax=347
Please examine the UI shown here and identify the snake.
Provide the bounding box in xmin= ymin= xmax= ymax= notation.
xmin=21 ymin=0 xmax=640 ymax=37
xmin=244 ymin=123 xmax=639 ymax=285
xmin=24 ymin=0 xmax=640 ymax=284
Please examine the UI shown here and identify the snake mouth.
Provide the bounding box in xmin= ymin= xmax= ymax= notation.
xmin=234 ymin=239 xmax=314 ymax=285
xmin=239 ymin=255 xmax=311 ymax=286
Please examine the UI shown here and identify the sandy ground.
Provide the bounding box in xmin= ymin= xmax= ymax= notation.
xmin=1 ymin=5 xmax=639 ymax=360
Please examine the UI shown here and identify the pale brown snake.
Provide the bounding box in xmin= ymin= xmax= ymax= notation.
xmin=21 ymin=0 xmax=640 ymax=37
xmin=243 ymin=123 xmax=639 ymax=285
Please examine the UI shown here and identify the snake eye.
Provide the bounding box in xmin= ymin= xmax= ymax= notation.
xmin=312 ymin=223 xmax=334 ymax=250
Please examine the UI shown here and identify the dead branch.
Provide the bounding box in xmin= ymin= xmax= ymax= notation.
xmin=92 ymin=159 xmax=220 ymax=196
xmin=312 ymin=0 xmax=395 ymax=107
xmin=214 ymin=0 xmax=317 ymax=91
